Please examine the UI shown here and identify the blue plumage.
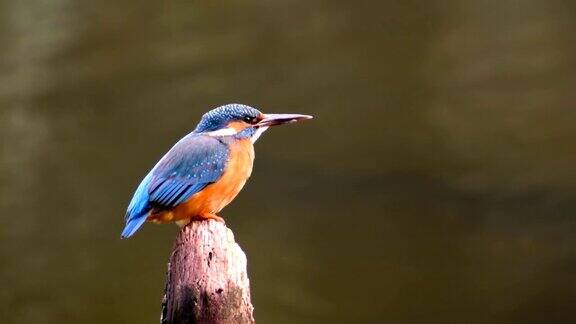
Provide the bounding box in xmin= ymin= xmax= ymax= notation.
xmin=121 ymin=134 xmax=229 ymax=238
xmin=121 ymin=103 xmax=312 ymax=238
xmin=150 ymin=135 xmax=228 ymax=207
xmin=121 ymin=173 xmax=153 ymax=238
xmin=194 ymin=104 xmax=261 ymax=132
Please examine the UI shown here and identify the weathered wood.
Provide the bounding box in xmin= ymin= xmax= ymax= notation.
xmin=161 ymin=220 xmax=255 ymax=324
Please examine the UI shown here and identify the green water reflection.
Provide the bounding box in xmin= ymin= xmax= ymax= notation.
xmin=1 ymin=0 xmax=576 ymax=323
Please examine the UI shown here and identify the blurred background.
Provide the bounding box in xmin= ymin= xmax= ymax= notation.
xmin=1 ymin=0 xmax=575 ymax=323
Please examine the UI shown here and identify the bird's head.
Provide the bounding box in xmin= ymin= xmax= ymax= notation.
xmin=194 ymin=103 xmax=312 ymax=142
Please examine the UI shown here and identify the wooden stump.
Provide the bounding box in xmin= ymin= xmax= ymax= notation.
xmin=161 ymin=220 xmax=255 ymax=324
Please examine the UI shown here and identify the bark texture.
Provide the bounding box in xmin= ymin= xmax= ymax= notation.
xmin=161 ymin=220 xmax=255 ymax=324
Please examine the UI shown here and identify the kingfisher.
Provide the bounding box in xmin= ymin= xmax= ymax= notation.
xmin=121 ymin=103 xmax=312 ymax=238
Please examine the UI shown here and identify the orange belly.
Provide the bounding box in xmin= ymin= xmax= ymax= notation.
xmin=148 ymin=139 xmax=254 ymax=223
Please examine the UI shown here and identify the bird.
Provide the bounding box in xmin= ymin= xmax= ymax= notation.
xmin=121 ymin=103 xmax=312 ymax=238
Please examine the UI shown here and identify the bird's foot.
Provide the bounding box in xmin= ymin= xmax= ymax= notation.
xmin=200 ymin=212 xmax=226 ymax=224
xmin=175 ymin=219 xmax=191 ymax=228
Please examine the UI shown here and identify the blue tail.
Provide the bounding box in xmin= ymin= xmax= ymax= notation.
xmin=121 ymin=173 xmax=153 ymax=238
xmin=121 ymin=214 xmax=148 ymax=238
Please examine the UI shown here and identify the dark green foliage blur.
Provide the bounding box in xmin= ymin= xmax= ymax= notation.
xmin=1 ymin=0 xmax=575 ymax=323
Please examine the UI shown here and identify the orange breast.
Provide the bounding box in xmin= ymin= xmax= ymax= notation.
xmin=150 ymin=139 xmax=254 ymax=223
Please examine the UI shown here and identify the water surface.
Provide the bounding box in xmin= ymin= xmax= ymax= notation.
xmin=1 ymin=0 xmax=576 ymax=323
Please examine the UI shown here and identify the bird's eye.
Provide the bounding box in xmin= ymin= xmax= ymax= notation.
xmin=244 ymin=116 xmax=256 ymax=124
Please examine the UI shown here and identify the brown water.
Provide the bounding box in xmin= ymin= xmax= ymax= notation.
xmin=1 ymin=0 xmax=576 ymax=323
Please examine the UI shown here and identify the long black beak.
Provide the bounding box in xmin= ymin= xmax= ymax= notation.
xmin=256 ymin=113 xmax=313 ymax=127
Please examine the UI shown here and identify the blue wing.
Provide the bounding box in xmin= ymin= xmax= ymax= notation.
xmin=121 ymin=134 xmax=229 ymax=238
xmin=148 ymin=135 xmax=229 ymax=208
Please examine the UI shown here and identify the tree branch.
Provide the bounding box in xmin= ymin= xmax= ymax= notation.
xmin=161 ymin=220 xmax=255 ymax=324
